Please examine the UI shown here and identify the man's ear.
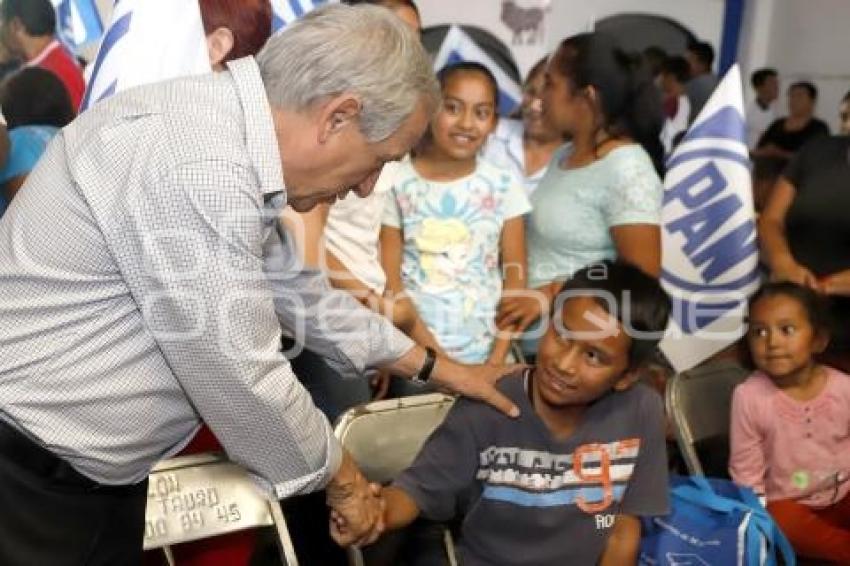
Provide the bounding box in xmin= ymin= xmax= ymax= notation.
xmin=317 ymin=94 xmax=361 ymax=144
xmin=612 ymin=368 xmax=640 ymax=392
xmin=206 ymin=27 xmax=235 ymax=69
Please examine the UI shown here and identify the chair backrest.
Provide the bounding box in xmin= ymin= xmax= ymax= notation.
xmin=334 ymin=393 xmax=455 ymax=485
xmin=144 ymin=453 xmax=298 ymax=565
xmin=666 ymin=358 xmax=750 ymax=477
xmin=335 ymin=393 xmax=457 ymax=566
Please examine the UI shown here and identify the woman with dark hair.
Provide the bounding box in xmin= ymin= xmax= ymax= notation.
xmin=497 ymin=32 xmax=664 ymax=353
xmin=0 ymin=66 xmax=74 ymax=210
xmin=482 ymin=56 xmax=564 ymax=196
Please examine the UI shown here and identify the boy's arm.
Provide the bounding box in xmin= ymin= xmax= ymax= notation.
xmin=381 ymin=486 xmax=422 ymax=530
xmin=598 ymin=515 xmax=641 ymax=566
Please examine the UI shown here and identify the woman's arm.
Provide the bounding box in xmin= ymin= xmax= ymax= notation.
xmin=610 ymin=224 xmax=661 ymax=278
xmin=598 ymin=514 xmax=641 ymax=566
xmin=757 ymin=177 xmax=819 ymax=289
xmin=489 ymin=216 xmax=527 ymax=363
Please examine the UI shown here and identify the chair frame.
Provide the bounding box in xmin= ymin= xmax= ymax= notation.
xmin=666 ymin=358 xmax=749 ymax=477
xmin=144 ymin=452 xmax=299 ymax=566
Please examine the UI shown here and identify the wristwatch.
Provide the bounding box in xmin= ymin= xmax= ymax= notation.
xmin=411 ymin=347 xmax=437 ymax=386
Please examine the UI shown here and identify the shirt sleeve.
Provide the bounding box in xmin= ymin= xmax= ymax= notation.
xmin=728 ymin=381 xmax=767 ymax=495
xmin=392 ymin=399 xmax=481 ymax=522
xmin=604 ymin=148 xmax=663 ymax=228
xmin=619 ymin=388 xmax=670 ymax=517
xmin=500 ymin=169 xmax=532 ymax=219
xmin=129 ymin=160 xmax=341 ymax=498
xmin=381 ymin=187 xmax=402 ymax=229
xmin=264 ymin=222 xmax=414 ymax=377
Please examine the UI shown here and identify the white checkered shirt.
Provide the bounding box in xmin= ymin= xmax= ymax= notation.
xmin=0 ymin=58 xmax=413 ymax=496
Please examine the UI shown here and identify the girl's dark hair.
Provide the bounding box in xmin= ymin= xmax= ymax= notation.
xmin=554 ymin=32 xmax=665 ymax=174
xmin=0 ymin=68 xmax=75 ymax=129
xmin=436 ymin=62 xmax=499 ymax=109
xmin=747 ymin=281 xmax=831 ymax=333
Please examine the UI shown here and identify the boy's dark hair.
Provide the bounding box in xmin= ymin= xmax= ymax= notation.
xmin=436 ymin=61 xmax=499 ymax=109
xmin=687 ymin=41 xmax=715 ymax=69
xmin=660 ymin=56 xmax=690 ymax=84
xmin=750 ymin=68 xmax=777 ymax=89
xmin=0 ymin=0 xmax=56 ymax=37
xmin=747 ymin=281 xmax=831 ymax=334
xmin=843 ymin=89 xmax=850 ymax=103
xmin=0 ymin=68 xmax=76 ymax=129
xmin=789 ymin=81 xmax=818 ymax=100
xmin=557 ymin=260 xmax=671 ymax=368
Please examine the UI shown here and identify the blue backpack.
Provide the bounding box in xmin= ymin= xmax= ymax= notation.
xmin=639 ymin=475 xmax=796 ymax=566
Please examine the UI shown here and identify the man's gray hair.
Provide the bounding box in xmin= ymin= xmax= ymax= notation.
xmin=256 ymin=4 xmax=439 ymax=142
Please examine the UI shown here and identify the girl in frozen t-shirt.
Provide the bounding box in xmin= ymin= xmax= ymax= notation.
xmin=380 ymin=61 xmax=530 ymax=366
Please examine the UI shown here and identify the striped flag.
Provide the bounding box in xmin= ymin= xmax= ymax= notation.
xmin=271 ymin=0 xmax=334 ymax=33
xmin=658 ymin=65 xmax=759 ymax=372
xmin=52 ymin=0 xmax=103 ymax=51
xmin=432 ymin=25 xmax=522 ymax=116
xmin=81 ymin=0 xmax=210 ymax=112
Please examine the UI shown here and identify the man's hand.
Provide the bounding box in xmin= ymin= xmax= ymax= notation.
xmin=430 ymin=356 xmax=525 ymax=418
xmin=326 ymin=451 xmax=385 ymax=547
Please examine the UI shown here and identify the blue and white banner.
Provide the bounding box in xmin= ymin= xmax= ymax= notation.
xmin=52 ymin=0 xmax=103 ymax=51
xmin=658 ymin=65 xmax=759 ymax=372
xmin=271 ymin=0 xmax=333 ymax=33
xmin=432 ymin=25 xmax=522 ymax=116
xmin=81 ymin=0 xmax=210 ymax=112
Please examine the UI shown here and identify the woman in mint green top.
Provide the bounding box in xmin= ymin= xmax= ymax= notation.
xmin=497 ymin=32 xmax=664 ymax=342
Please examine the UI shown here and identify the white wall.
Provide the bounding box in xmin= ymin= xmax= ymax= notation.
xmin=740 ymin=0 xmax=850 ymax=132
xmin=418 ymin=0 xmax=726 ymax=77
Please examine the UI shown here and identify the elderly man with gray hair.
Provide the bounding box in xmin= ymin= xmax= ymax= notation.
xmin=0 ymin=5 xmax=521 ymax=564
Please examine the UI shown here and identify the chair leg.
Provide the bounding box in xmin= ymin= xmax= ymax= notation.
xmin=162 ymin=546 xmax=176 ymax=566
xmin=346 ymin=547 xmax=366 ymax=566
xmin=268 ymin=500 xmax=301 ymax=566
xmin=443 ymin=529 xmax=458 ymax=566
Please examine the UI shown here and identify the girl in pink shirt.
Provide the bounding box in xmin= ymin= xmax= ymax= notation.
xmin=730 ymin=282 xmax=850 ymax=563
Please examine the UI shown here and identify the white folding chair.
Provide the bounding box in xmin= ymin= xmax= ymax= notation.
xmin=334 ymin=393 xmax=457 ymax=566
xmin=144 ymin=453 xmax=299 ymax=565
xmin=666 ymin=358 xmax=750 ymax=477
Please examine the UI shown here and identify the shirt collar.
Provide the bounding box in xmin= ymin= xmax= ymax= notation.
xmin=226 ymin=57 xmax=285 ymax=198
xmin=26 ymin=40 xmax=61 ymax=68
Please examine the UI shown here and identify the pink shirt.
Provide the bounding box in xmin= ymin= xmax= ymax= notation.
xmin=729 ymin=367 xmax=850 ymax=508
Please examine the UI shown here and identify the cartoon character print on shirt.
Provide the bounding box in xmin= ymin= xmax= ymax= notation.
xmin=397 ymin=180 xmax=505 ymax=362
